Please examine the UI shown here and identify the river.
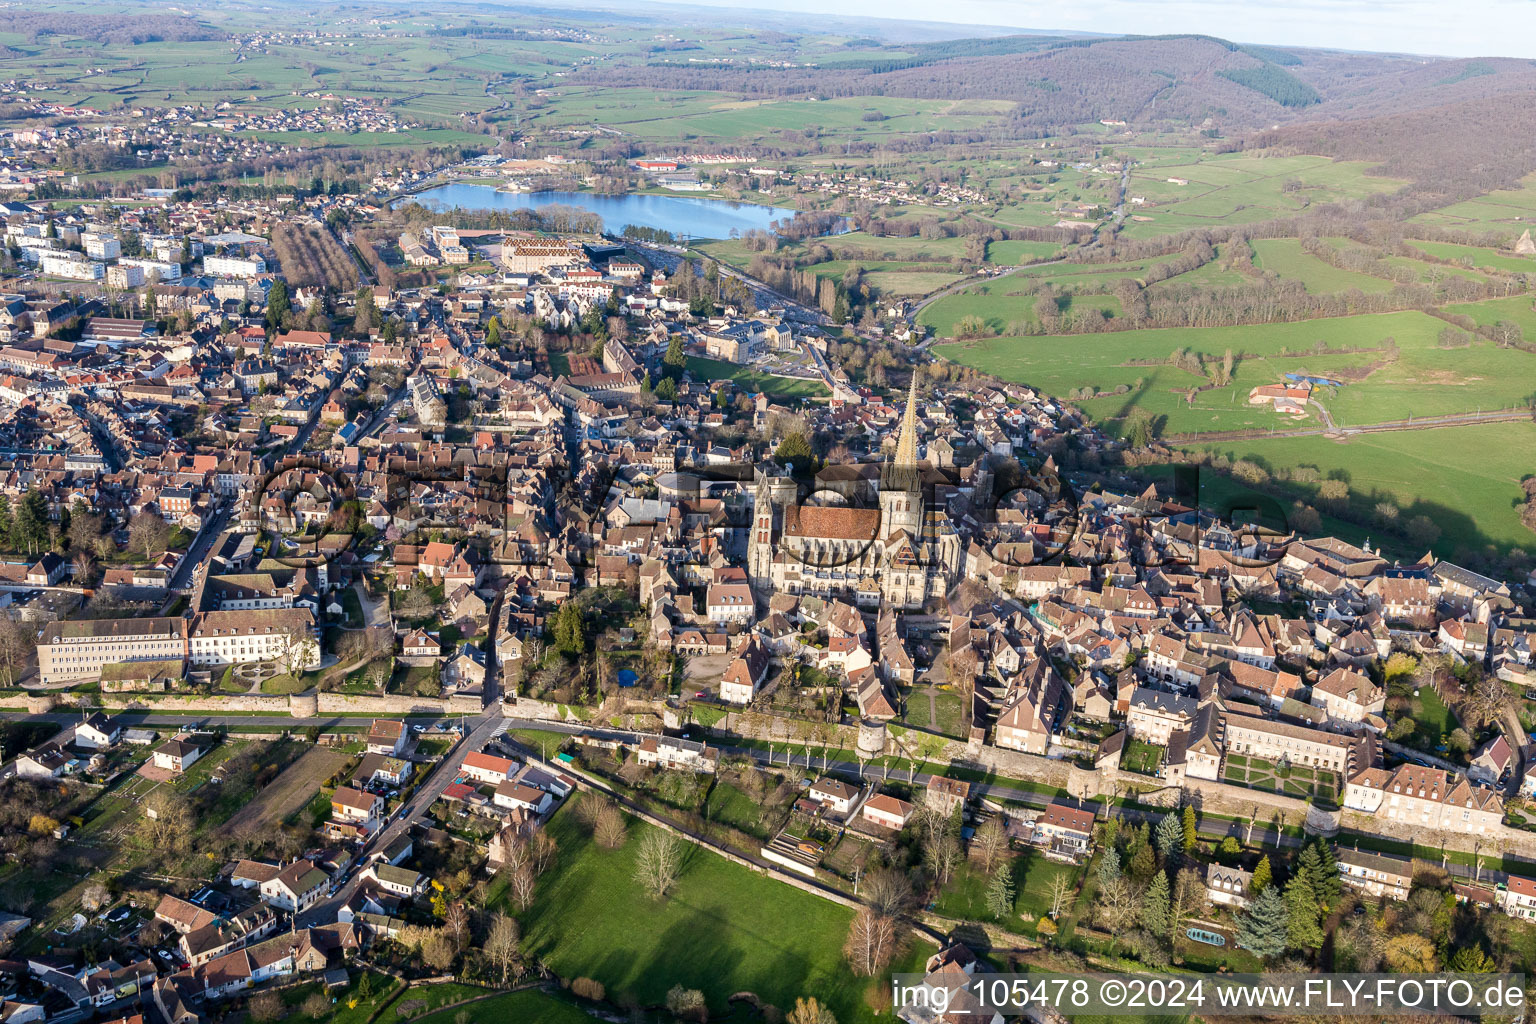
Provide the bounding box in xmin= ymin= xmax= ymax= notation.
xmin=401 ymin=184 xmax=801 ymax=239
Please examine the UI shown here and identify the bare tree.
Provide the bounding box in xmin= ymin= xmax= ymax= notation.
xmin=140 ymin=789 xmax=192 ymax=854
xmin=633 ymin=828 xmax=683 ymax=899
xmin=483 ymin=911 xmax=520 ymax=985
xmin=861 ymin=867 xmax=914 ymax=918
xmin=0 ymin=618 xmax=34 ymax=686
xmin=443 ymin=901 xmax=471 ymax=952
xmin=1172 ymin=865 xmax=1209 ymax=930
xmin=128 ymin=511 xmax=171 ymax=559
xmin=278 ymin=626 xmax=320 ymax=679
xmin=970 ymin=818 xmax=1008 ymax=874
xmin=506 ymin=863 xmax=537 ymax=911
xmin=248 ymin=991 xmax=285 ymax=1024
xmin=844 ymin=906 xmax=901 ymax=977
xmin=787 ymin=997 xmax=839 ymax=1024
xmin=1093 ymin=874 xmax=1141 ymax=933
xmin=594 ymin=801 xmax=628 ymax=849
xmin=1041 ymin=871 xmax=1076 ymax=918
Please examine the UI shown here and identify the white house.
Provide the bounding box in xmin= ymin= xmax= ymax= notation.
xmin=494 ymin=780 xmax=553 ymax=816
xmin=860 ymin=793 xmax=914 ymax=830
xmin=74 ymin=714 xmax=122 ymax=750
xmin=153 ymin=736 xmax=207 ymax=774
xmin=462 ymin=750 xmax=516 ymax=785
xmin=808 ymin=776 xmax=858 ymax=815
xmin=258 ymin=860 xmax=329 ymax=913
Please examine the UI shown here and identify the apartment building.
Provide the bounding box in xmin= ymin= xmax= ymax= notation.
xmin=37 ymin=617 xmax=188 ymax=683
xmin=1343 ymin=763 xmax=1505 ymax=834
xmin=1222 ymin=714 xmax=1373 ymax=775
xmin=186 ymin=609 xmax=318 ymax=669
xmin=1337 ymin=848 xmax=1412 ymax=901
xmin=1126 ymin=687 xmax=1197 ymax=746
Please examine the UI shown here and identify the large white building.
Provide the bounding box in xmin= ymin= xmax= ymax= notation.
xmin=37 ymin=617 xmax=187 ymax=683
xmin=40 ymin=251 xmax=104 ymax=280
xmin=204 ymin=254 xmax=265 ymax=278
xmin=186 ymin=609 xmax=319 ymax=669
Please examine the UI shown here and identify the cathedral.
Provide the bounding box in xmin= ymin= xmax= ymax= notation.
xmin=747 ymin=376 xmax=963 ymax=609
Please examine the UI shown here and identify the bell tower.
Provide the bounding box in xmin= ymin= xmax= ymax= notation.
xmin=880 ymin=374 xmax=923 ymax=541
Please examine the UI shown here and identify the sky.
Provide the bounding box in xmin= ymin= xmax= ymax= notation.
xmin=673 ymin=0 xmax=1535 ymax=59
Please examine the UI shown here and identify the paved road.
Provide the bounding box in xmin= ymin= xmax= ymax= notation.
xmin=160 ymin=504 xmax=232 ymax=606
xmin=297 ymin=704 xmax=504 ymax=926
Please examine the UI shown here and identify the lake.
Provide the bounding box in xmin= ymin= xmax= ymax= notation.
xmin=401 ymin=184 xmax=799 ymax=239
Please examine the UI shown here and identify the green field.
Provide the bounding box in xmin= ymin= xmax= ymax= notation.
xmin=685 ymin=357 xmax=828 ymax=398
xmin=405 ymin=991 xmax=589 ymax=1024
xmin=1412 ymin=173 xmax=1536 ymax=234
xmin=513 ymin=798 xmax=934 ymax=1022
xmin=935 ymin=309 xmax=1536 ymax=437
xmin=1183 ymin=420 xmax=1536 ymax=555
xmin=1250 ymin=238 xmax=1392 ymax=294
xmin=1121 ymin=154 xmax=1408 ymax=238
xmin=932 ymin=850 xmax=1082 ymax=936
xmin=987 ymin=239 xmax=1064 ymax=264
xmin=1408 ymin=240 xmax=1536 ymax=275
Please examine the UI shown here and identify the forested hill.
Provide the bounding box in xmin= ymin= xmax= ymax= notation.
xmin=578 ymin=32 xmax=1536 ymax=136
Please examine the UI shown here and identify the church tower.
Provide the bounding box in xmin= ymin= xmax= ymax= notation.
xmin=880 ymin=374 xmax=923 ymax=542
xmin=748 ymin=467 xmax=778 ymax=587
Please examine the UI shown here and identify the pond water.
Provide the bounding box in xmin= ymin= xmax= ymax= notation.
xmin=402 ymin=184 xmax=800 ymax=239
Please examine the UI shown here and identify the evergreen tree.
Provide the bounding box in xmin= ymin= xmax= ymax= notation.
xmin=0 ymin=493 xmax=11 ymax=549
xmin=1181 ymin=805 xmax=1198 ymax=853
xmin=1235 ymin=885 xmax=1289 ymax=960
xmin=266 ymin=279 xmax=290 ymax=333
xmin=663 ymin=335 xmax=687 ymax=372
xmin=1154 ymin=812 xmax=1183 ymax=861
xmin=1283 ymin=874 xmax=1324 ymax=951
xmin=655 ymin=377 xmax=678 ymax=402
xmin=355 ymin=286 xmax=378 ymax=337
xmin=641 ymin=370 xmax=653 ymax=393
xmin=1096 ymin=847 xmax=1122 ymax=890
xmin=552 ymin=603 xmax=586 ymax=656
xmin=985 ymin=865 xmax=1015 ymax=920
xmin=1128 ymin=841 xmax=1157 ymax=885
xmin=13 ymin=489 xmax=48 ymax=555
xmin=486 ymin=317 xmax=502 ymax=348
xmin=1311 ymin=841 xmax=1341 ymax=909
xmin=775 ymin=432 xmax=815 ymax=468
xmin=1448 ymin=945 xmax=1495 ymax=973
xmin=1250 ymin=855 xmax=1273 ymax=895
xmin=1140 ymin=870 xmax=1171 ymax=935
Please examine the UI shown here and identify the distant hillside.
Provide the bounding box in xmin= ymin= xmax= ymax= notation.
xmin=581 ymin=33 xmax=1536 ymax=137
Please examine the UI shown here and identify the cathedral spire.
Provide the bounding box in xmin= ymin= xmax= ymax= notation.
xmin=894 ymin=373 xmax=920 ymax=469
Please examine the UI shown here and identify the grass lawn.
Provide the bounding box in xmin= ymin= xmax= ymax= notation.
xmin=931 ymin=689 xmax=967 ymax=738
xmin=684 ymin=357 xmax=828 ymax=399
xmin=1121 ymin=739 xmax=1164 ymax=776
xmin=291 ymin=971 xmax=399 ymax=1024
xmin=704 ymin=779 xmax=772 ymax=839
xmin=932 ymin=849 xmax=1081 ymax=936
xmin=378 ymin=984 xmax=501 ymax=1024
xmin=337 ymin=588 xmax=365 ymax=629
xmin=987 ymin=239 xmax=1063 ymax=264
xmin=1405 ymin=684 xmax=1462 ymax=757
xmin=404 ymin=990 xmax=590 ymax=1024
xmin=512 ymin=796 xmax=934 ymax=1022
xmin=260 ymin=673 xmax=310 ymax=695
